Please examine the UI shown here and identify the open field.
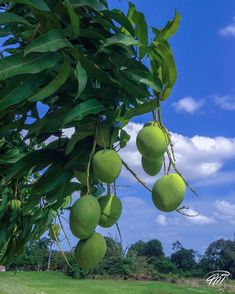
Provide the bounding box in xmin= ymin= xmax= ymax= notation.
xmin=0 ymin=272 xmax=234 ymax=294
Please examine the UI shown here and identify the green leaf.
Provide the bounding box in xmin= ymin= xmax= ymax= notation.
xmin=126 ymin=70 xmax=162 ymax=93
xmin=28 ymin=58 xmax=71 ymax=102
xmin=161 ymin=11 xmax=181 ymax=40
xmin=124 ymin=100 xmax=158 ymax=119
xmin=0 ymin=73 xmax=48 ymax=110
xmin=65 ymin=0 xmax=80 ymax=39
xmin=0 ymin=149 xmax=24 ymax=164
xmin=102 ymin=33 xmax=140 ymax=48
xmin=133 ymin=11 xmax=148 ymax=59
xmin=31 ymin=165 xmax=72 ymax=196
xmin=63 ymin=99 xmax=104 ymax=125
xmin=102 ymin=9 xmax=135 ymax=36
xmin=11 ymin=0 xmax=50 ymax=11
xmin=74 ymin=60 xmax=87 ymax=98
xmin=0 ymin=52 xmax=61 ymax=80
xmin=4 ymin=149 xmax=64 ymax=180
xmin=65 ymin=130 xmax=94 ymax=155
xmin=70 ymin=0 xmax=106 ymax=12
xmin=24 ymin=29 xmax=70 ymax=56
xmin=0 ymin=12 xmax=32 ymax=26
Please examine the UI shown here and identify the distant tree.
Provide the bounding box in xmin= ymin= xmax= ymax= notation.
xmin=203 ymin=239 xmax=235 ymax=278
xmin=172 ymin=241 xmax=183 ymax=252
xmin=171 ymin=248 xmax=197 ymax=271
xmin=127 ymin=239 xmax=164 ymax=262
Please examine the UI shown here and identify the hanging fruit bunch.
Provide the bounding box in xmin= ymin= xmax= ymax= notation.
xmin=0 ymin=0 xmax=195 ymax=269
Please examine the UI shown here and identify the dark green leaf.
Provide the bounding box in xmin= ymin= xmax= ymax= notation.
xmin=24 ymin=29 xmax=70 ymax=56
xmin=0 ymin=73 xmax=49 ymax=110
xmin=0 ymin=12 xmax=33 ymax=26
xmin=74 ymin=59 xmax=87 ymax=97
xmin=0 ymin=52 xmax=61 ymax=80
xmin=0 ymin=149 xmax=24 ymax=164
xmin=102 ymin=33 xmax=140 ymax=48
xmin=65 ymin=130 xmax=94 ymax=155
xmin=11 ymin=0 xmax=50 ymax=11
xmin=70 ymin=0 xmax=106 ymax=12
xmin=124 ymin=99 xmax=158 ymax=119
xmin=63 ymin=99 xmax=104 ymax=125
xmin=133 ymin=11 xmax=148 ymax=59
xmin=65 ymin=0 xmax=80 ymax=39
xmin=28 ymin=57 xmax=71 ymax=102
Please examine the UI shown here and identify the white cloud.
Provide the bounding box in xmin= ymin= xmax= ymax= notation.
xmin=173 ymin=96 xmax=204 ymax=114
xmin=213 ymin=94 xmax=235 ymax=110
xmin=185 ymin=209 xmax=216 ymax=225
xmin=155 ymin=214 xmax=168 ymax=226
xmin=214 ymin=200 xmax=235 ymax=225
xmin=120 ymin=122 xmax=235 ymax=186
xmin=220 ymin=17 xmax=235 ymax=37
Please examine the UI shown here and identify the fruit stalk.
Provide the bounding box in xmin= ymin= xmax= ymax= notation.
xmin=121 ymin=159 xmax=152 ymax=192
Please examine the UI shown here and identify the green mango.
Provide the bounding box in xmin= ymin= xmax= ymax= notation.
xmin=98 ymin=195 xmax=122 ymax=228
xmin=136 ymin=125 xmax=168 ymax=159
xmin=92 ymin=149 xmax=122 ymax=184
xmin=8 ymin=199 xmax=21 ymax=212
xmin=49 ymin=224 xmax=61 ymax=241
xmin=152 ymin=173 xmax=186 ymax=212
xmin=96 ymin=126 xmax=119 ymax=148
xmin=69 ymin=194 xmax=101 ymax=239
xmin=75 ymin=232 xmax=107 ymax=269
xmin=142 ymin=156 xmax=163 ymax=176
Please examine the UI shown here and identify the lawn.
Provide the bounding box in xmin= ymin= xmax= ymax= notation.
xmin=0 ymin=272 xmax=233 ymax=294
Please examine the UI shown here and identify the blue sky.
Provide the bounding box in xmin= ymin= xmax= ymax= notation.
xmin=1 ymin=1 xmax=235 ymax=257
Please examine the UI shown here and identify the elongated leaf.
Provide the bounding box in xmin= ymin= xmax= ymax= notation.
xmin=11 ymin=0 xmax=50 ymax=11
xmin=126 ymin=70 xmax=162 ymax=93
xmin=0 ymin=149 xmax=24 ymax=164
xmin=24 ymin=29 xmax=70 ymax=56
xmin=125 ymin=100 xmax=158 ymax=119
xmin=133 ymin=11 xmax=148 ymax=59
xmin=28 ymin=58 xmax=71 ymax=102
xmin=161 ymin=11 xmax=181 ymax=40
xmin=4 ymin=149 xmax=64 ymax=180
xmin=102 ymin=9 xmax=135 ymax=36
xmin=0 ymin=73 xmax=49 ymax=110
xmin=65 ymin=0 xmax=80 ymax=39
xmin=63 ymin=99 xmax=104 ymax=125
xmin=0 ymin=52 xmax=60 ymax=80
xmin=70 ymin=0 xmax=106 ymax=12
xmin=74 ymin=60 xmax=87 ymax=97
xmin=102 ymin=33 xmax=140 ymax=48
xmin=0 ymin=12 xmax=32 ymax=26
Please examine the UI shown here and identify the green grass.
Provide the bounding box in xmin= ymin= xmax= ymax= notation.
xmin=0 ymin=272 xmax=233 ymax=294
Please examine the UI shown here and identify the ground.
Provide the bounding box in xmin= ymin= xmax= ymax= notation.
xmin=0 ymin=272 xmax=234 ymax=294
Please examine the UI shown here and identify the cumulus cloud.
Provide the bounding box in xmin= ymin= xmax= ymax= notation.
xmin=173 ymin=96 xmax=205 ymax=114
xmin=220 ymin=17 xmax=235 ymax=37
xmin=155 ymin=214 xmax=168 ymax=226
xmin=120 ymin=122 xmax=235 ymax=186
xmin=185 ymin=209 xmax=216 ymax=225
xmin=213 ymin=94 xmax=235 ymax=111
xmin=214 ymin=200 xmax=235 ymax=225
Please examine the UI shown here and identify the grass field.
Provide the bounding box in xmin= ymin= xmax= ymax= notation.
xmin=0 ymin=272 xmax=234 ymax=294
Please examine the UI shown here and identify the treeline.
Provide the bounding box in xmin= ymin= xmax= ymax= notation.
xmin=3 ymin=236 xmax=235 ymax=280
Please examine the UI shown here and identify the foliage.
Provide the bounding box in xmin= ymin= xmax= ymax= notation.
xmin=0 ymin=0 xmax=180 ymax=263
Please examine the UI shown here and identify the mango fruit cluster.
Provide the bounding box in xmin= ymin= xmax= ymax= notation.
xmin=136 ymin=123 xmax=186 ymax=212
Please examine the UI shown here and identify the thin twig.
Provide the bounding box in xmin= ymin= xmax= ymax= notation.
xmin=121 ymin=159 xmax=152 ymax=192
xmin=58 ymin=214 xmax=72 ymax=252
xmin=176 ymin=206 xmax=199 ymax=217
xmin=51 ymin=225 xmax=73 ymax=271
xmin=115 ymin=222 xmax=122 ymax=244
xmin=87 ymin=131 xmax=97 ymax=194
